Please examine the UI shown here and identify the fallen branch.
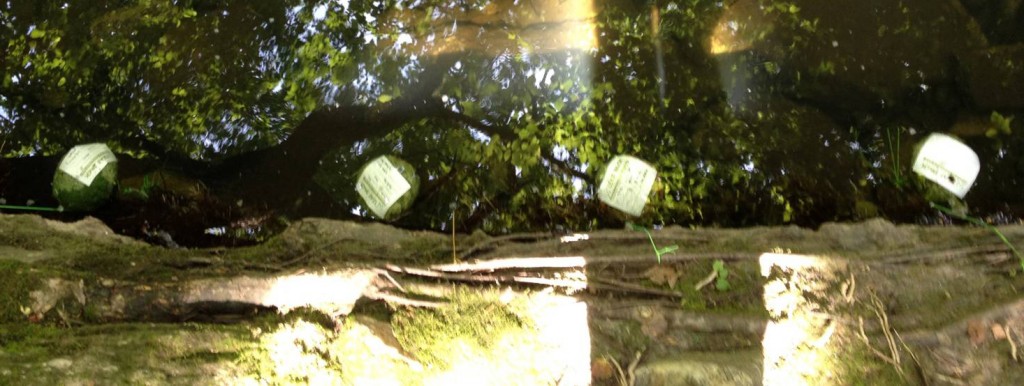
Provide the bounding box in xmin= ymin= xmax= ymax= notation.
xmin=384 ymin=264 xmax=587 ymax=290
xmin=364 ymin=290 xmax=445 ymax=308
xmin=431 ymin=256 xmax=587 ymax=272
xmin=876 ymin=244 xmax=1011 ymax=265
xmin=432 ymin=253 xmax=761 ymax=272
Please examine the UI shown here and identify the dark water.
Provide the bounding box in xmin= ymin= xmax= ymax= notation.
xmin=1 ymin=0 xmax=1023 ymax=245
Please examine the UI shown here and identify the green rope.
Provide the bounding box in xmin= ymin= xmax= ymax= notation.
xmin=627 ymin=222 xmax=678 ymax=264
xmin=931 ymin=202 xmax=1024 ymax=273
xmin=0 ymin=204 xmax=63 ymax=212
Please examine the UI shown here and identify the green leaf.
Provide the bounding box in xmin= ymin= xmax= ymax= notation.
xmin=715 ymin=277 xmax=731 ymax=291
xmin=30 ymin=29 xmax=45 ymax=38
xmin=378 ymin=94 xmax=393 ymax=103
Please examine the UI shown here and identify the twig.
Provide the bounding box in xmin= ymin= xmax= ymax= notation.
xmin=608 ymin=355 xmax=628 ymax=386
xmin=434 ymin=253 xmax=760 ymax=271
xmin=543 ymin=148 xmax=595 ymax=185
xmin=877 ymin=244 xmax=1010 ymax=265
xmin=894 ymin=329 xmax=922 ymax=381
xmin=694 ymin=269 xmax=717 ymax=291
xmin=871 ymin=292 xmax=901 ymax=371
xmin=858 ymin=317 xmax=902 ymax=369
xmin=857 ymin=291 xmax=906 ymax=378
xmin=431 ymin=256 xmax=587 ymax=272
xmin=626 ymin=350 xmax=643 ymax=386
xmin=842 ymin=274 xmax=857 ymax=303
xmin=373 ymin=269 xmax=407 ymax=293
xmin=384 ymin=264 xmax=587 ymax=289
xmin=365 ymin=291 xmax=444 ymax=308
xmin=1009 ymin=326 xmax=1019 ymax=362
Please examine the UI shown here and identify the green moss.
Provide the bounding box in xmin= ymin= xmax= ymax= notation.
xmin=0 ymin=323 xmax=65 ymax=348
xmin=1 ymin=323 xmax=252 ymax=384
xmin=232 ymin=311 xmax=426 ymax=385
xmin=605 ymin=319 xmax=650 ymax=355
xmin=391 ymin=288 xmax=533 ymax=370
xmin=0 ymin=260 xmax=38 ymax=323
xmin=668 ymin=260 xmax=765 ymax=315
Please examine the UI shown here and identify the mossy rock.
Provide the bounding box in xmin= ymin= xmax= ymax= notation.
xmin=355 ymin=155 xmax=420 ymax=221
xmin=52 ymin=143 xmax=118 ymax=212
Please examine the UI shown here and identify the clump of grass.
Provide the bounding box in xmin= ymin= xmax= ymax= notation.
xmin=885 ymin=126 xmax=906 ymax=189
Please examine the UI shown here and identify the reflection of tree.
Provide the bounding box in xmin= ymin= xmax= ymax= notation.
xmin=4 ymin=0 xmax=989 ymax=245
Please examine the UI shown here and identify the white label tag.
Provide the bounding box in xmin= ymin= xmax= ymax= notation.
xmin=58 ymin=143 xmax=117 ymax=186
xmin=912 ymin=133 xmax=980 ymax=198
xmin=356 ymin=156 xmax=412 ymax=218
xmin=597 ymin=155 xmax=657 ymax=217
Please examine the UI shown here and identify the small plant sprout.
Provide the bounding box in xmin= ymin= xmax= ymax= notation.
xmin=885 ymin=127 xmax=905 ymax=189
xmin=694 ymin=259 xmax=731 ymax=291
xmin=713 ymin=260 xmax=731 ymax=291
xmin=627 ymin=222 xmax=678 ymax=264
xmin=121 ymin=174 xmax=156 ymax=200
xmin=986 ymin=111 xmax=1014 ymax=138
